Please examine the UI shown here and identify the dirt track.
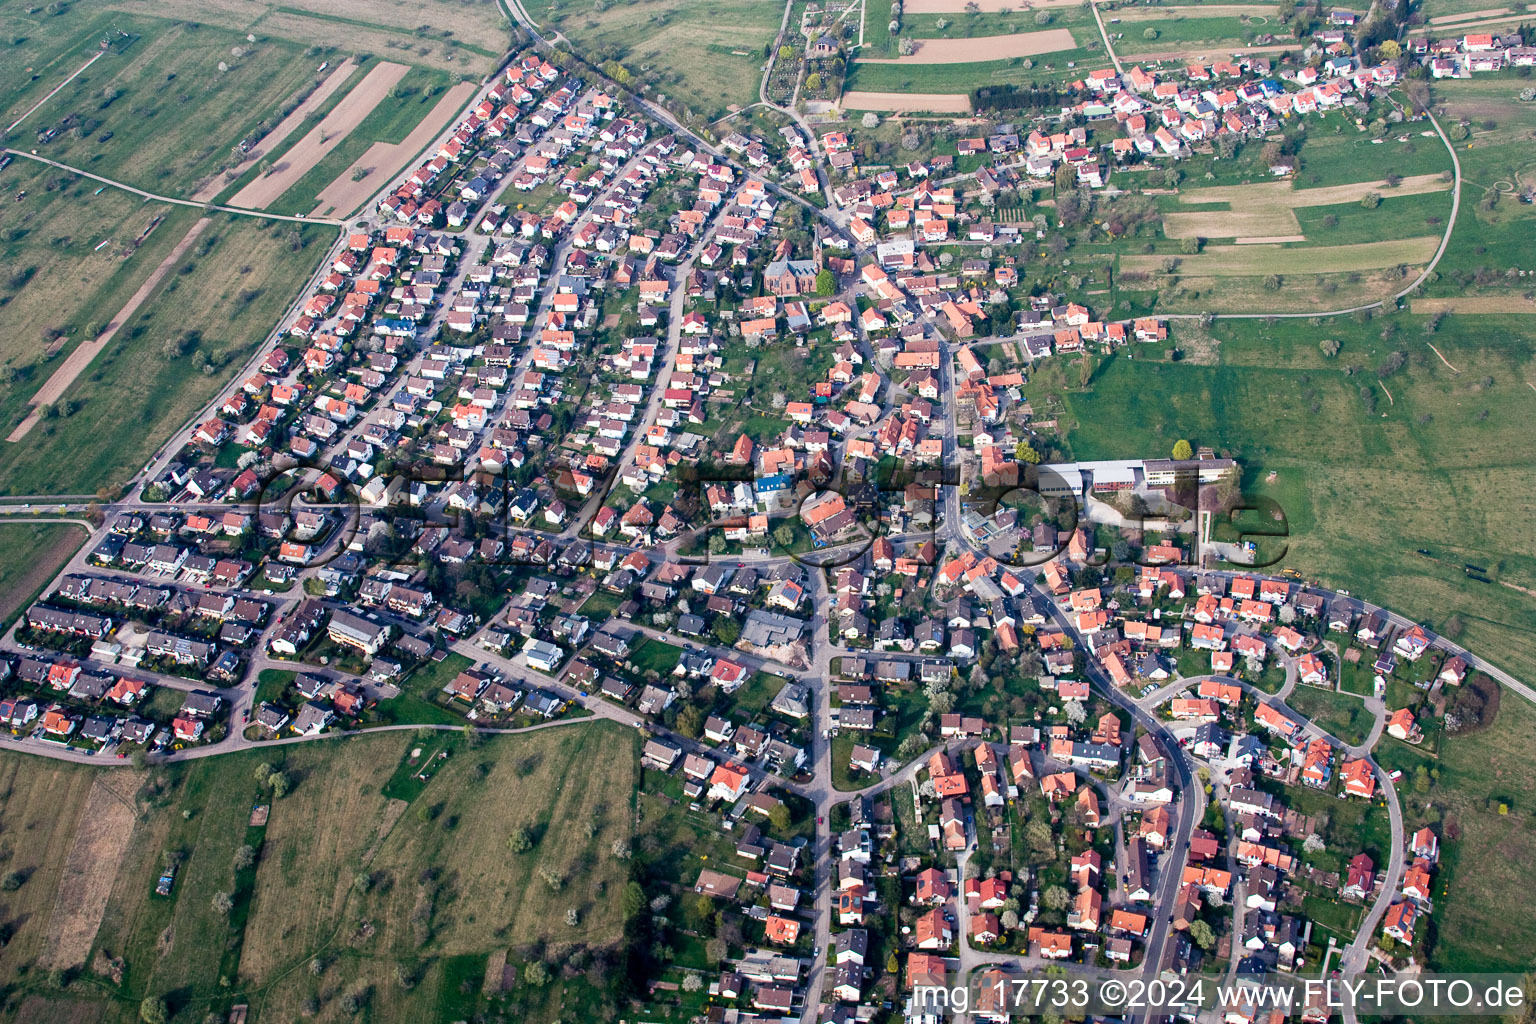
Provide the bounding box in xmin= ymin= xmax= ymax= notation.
xmin=230 ymin=61 xmax=411 ymax=210
xmin=309 ymin=81 xmax=477 ymax=218
xmin=857 ymin=28 xmax=1077 ymax=63
xmin=841 ymin=90 xmax=973 ymax=113
xmin=193 ymin=62 xmax=356 ymax=203
xmin=7 ymin=218 xmax=211 ymax=443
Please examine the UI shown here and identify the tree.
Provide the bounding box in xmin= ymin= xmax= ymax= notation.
xmin=1180 ymin=236 xmax=1201 ymax=255
xmin=1361 ymin=190 xmax=1382 ymax=209
xmin=233 ymin=845 xmax=256 ymax=871
xmin=622 ymin=881 xmax=647 ymax=919
xmin=1026 ymin=820 xmax=1054 ymax=853
xmin=815 ymin=268 xmax=837 ymax=296
xmin=1143 ymin=26 xmax=1160 ymax=39
xmin=1171 ymin=439 xmax=1193 ymax=461
xmin=1263 ymin=273 xmax=1284 ymax=290
xmin=676 ymin=704 xmax=704 ymax=739
xmin=805 ymin=72 xmax=823 ymax=92
xmin=683 ymin=972 xmax=704 ymax=992
xmin=1042 ymin=885 xmax=1069 ymax=910
xmin=712 ymin=616 xmax=741 ymax=645
xmin=268 ymin=771 xmax=291 ymax=798
xmin=769 ymin=802 xmax=792 ymax=831
xmin=524 ymin=960 xmax=549 ymax=986
xmin=140 ymin=997 xmax=169 ymax=1024
xmin=509 ymin=825 xmax=535 ymax=852
xmin=0 ymin=871 xmax=24 ymax=891
xmin=773 ymin=522 xmax=797 ymax=549
xmin=566 ymin=907 xmax=580 ymax=926
xmin=211 ymin=892 xmax=234 ymax=915
xmin=1413 ymin=765 xmax=1432 ymax=794
xmin=862 ymin=112 xmax=880 ymax=128
xmin=1189 ymin=919 xmax=1216 ymax=950
xmin=1319 ymin=338 xmax=1341 ymax=358
xmin=1378 ymin=38 xmax=1400 ymax=59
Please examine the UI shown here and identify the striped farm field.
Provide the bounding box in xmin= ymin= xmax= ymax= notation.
xmin=1175 ymin=172 xmax=1452 ymax=208
xmin=1412 ymin=296 xmax=1536 ymax=314
xmin=856 ymin=28 xmax=1079 ymax=63
xmin=1123 ymin=236 xmax=1441 ymax=275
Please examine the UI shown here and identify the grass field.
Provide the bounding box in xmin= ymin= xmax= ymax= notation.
xmin=0 ymin=756 xmax=116 ymax=988
xmin=102 ymin=0 xmax=509 ymax=76
xmin=1419 ymin=76 xmax=1536 ymax=301
xmin=1287 ymin=686 xmax=1372 ymax=747
xmin=523 ymin=0 xmax=780 ymax=118
xmin=1124 ymin=236 xmax=1440 ymax=276
xmin=3 ymin=15 xmax=330 ymax=199
xmin=1417 ymin=696 xmax=1536 ymax=971
xmin=1025 ymin=313 xmax=1536 ymax=685
xmin=0 ymin=163 xmax=202 ymax=428
xmin=845 ymin=45 xmax=1110 ymax=93
xmin=0 ymin=521 xmax=88 ymax=625
xmin=901 ymin=8 xmax=1097 ymax=40
xmin=0 ymin=722 xmax=639 ymax=1022
xmin=0 ymin=214 xmax=335 ymax=496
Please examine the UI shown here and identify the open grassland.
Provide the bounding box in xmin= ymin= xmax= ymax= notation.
xmin=1122 ymin=236 xmax=1440 ymax=275
xmin=525 ymin=0 xmax=781 ymax=118
xmin=102 ymin=0 xmax=508 ymax=75
xmin=0 ymin=756 xmax=106 ymax=987
xmin=0 ymin=522 xmax=88 ymax=625
xmin=1421 ymin=76 xmax=1536 ymax=300
xmin=1103 ymin=12 xmax=1269 ymax=47
xmin=846 ymin=45 xmax=1110 ymax=92
xmin=0 ymin=215 xmax=334 ymax=496
xmin=1025 ymin=313 xmax=1536 ymax=684
xmin=901 ymin=7 xmax=1097 ymax=40
xmin=3 ymin=16 xmax=329 ymax=198
xmin=1421 ymin=697 xmax=1536 ymax=971
xmin=1288 ymin=686 xmax=1372 ymax=746
xmin=1 ymin=723 xmax=638 ymax=1022
xmin=0 ymin=4 xmax=135 ymax=125
xmin=858 ymin=28 xmax=1081 ymax=63
xmin=0 ymin=162 xmax=200 ymax=429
